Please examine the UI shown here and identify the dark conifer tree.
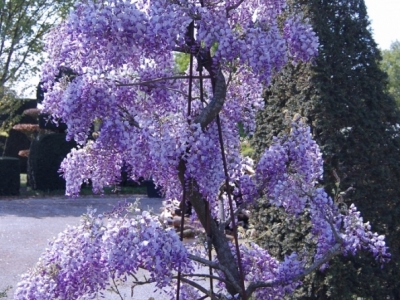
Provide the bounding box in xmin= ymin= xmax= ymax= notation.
xmin=252 ymin=0 xmax=400 ymax=298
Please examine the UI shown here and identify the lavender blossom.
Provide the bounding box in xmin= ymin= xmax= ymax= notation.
xmin=14 ymin=0 xmax=390 ymax=298
xmin=14 ymin=207 xmax=192 ymax=300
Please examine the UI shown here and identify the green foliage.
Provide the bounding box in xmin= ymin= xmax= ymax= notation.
xmin=0 ymin=0 xmax=74 ymax=154
xmin=0 ymin=96 xmax=37 ymax=134
xmin=0 ymin=88 xmax=21 ymax=133
xmin=252 ymin=0 xmax=400 ymax=298
xmin=381 ymin=41 xmax=400 ymax=107
xmin=0 ymin=135 xmax=6 ymax=156
xmin=174 ymin=52 xmax=190 ymax=73
xmin=0 ymin=0 xmax=74 ymax=90
xmin=0 ymin=156 xmax=20 ymax=195
xmin=252 ymin=201 xmax=316 ymax=299
xmin=240 ymin=138 xmax=254 ymax=157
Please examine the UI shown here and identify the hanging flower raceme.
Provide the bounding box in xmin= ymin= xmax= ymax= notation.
xmin=253 ymin=121 xmax=390 ymax=272
xmin=14 ymin=204 xmax=193 ymax=300
xmin=15 ymin=0 xmax=390 ymax=299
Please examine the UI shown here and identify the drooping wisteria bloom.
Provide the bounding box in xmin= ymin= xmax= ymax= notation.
xmin=40 ymin=0 xmax=318 ymax=202
xmin=15 ymin=0 xmax=389 ymax=299
xmin=14 ymin=203 xmax=193 ymax=299
xmin=254 ymin=121 xmax=390 ymax=273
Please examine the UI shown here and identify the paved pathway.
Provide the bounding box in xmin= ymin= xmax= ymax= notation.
xmin=0 ymin=195 xmax=172 ymax=300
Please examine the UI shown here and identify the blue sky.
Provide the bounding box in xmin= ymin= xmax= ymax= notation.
xmin=364 ymin=0 xmax=400 ymax=50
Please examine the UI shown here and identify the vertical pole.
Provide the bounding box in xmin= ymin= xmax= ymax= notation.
xmin=216 ymin=115 xmax=247 ymax=300
xmin=177 ymin=20 xmax=195 ymax=300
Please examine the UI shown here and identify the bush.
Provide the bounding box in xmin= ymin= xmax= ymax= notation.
xmin=0 ymin=157 xmax=20 ymax=195
xmin=1 ymin=99 xmax=38 ymax=173
xmin=3 ymin=129 xmax=31 ymax=173
xmin=28 ymin=133 xmax=76 ymax=191
xmin=145 ymin=180 xmax=163 ymax=198
xmin=0 ymin=99 xmax=36 ymax=131
xmin=0 ymin=135 xmax=6 ymax=156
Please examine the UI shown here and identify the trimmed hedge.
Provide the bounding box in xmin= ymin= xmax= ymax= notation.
xmin=0 ymin=136 xmax=6 ymax=156
xmin=145 ymin=180 xmax=163 ymax=198
xmin=3 ymin=129 xmax=31 ymax=173
xmin=28 ymin=133 xmax=76 ymax=191
xmin=0 ymin=157 xmax=20 ymax=195
xmin=1 ymin=99 xmax=37 ymax=173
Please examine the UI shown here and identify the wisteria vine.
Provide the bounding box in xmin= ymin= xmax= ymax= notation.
xmin=15 ymin=0 xmax=389 ymax=299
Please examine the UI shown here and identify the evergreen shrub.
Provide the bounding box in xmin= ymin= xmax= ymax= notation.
xmin=252 ymin=0 xmax=400 ymax=298
xmin=1 ymin=99 xmax=38 ymax=173
xmin=0 ymin=157 xmax=20 ymax=195
xmin=145 ymin=180 xmax=163 ymax=198
xmin=0 ymin=135 xmax=6 ymax=155
xmin=29 ymin=133 xmax=76 ymax=191
xmin=3 ymin=129 xmax=31 ymax=173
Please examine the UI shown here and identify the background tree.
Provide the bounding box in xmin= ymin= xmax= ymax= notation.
xmin=0 ymin=0 xmax=73 ymax=92
xmin=12 ymin=0 xmax=389 ymax=299
xmin=0 ymin=87 xmax=19 ymax=134
xmin=252 ymin=0 xmax=400 ymax=298
xmin=381 ymin=40 xmax=400 ymax=107
xmin=0 ymin=0 xmax=74 ymax=163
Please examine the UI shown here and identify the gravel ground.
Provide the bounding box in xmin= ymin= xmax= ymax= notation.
xmin=0 ymin=194 xmax=185 ymax=300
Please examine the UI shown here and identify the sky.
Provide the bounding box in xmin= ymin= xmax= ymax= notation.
xmin=364 ymin=0 xmax=400 ymax=50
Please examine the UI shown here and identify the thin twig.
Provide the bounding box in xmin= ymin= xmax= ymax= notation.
xmin=111 ymin=277 xmax=124 ymax=300
xmin=176 ymin=273 xmax=229 ymax=286
xmin=117 ymin=105 xmax=141 ymax=128
xmin=187 ymin=254 xmax=242 ymax=294
xmin=225 ymin=0 xmax=245 ymax=17
xmin=116 ymin=75 xmax=211 ymax=87
xmin=216 ymin=115 xmax=247 ymax=300
xmin=131 ymin=279 xmax=153 ymax=286
xmin=221 ymin=202 xmax=246 ymax=229
xmin=325 ymin=215 xmax=343 ymax=244
xmin=180 ymin=277 xmax=219 ymax=300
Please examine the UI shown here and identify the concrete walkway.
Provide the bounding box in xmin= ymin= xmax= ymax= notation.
xmin=0 ymin=195 xmax=178 ymax=300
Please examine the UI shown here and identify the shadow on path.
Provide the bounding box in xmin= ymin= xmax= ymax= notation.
xmin=0 ymin=195 xmax=165 ymax=299
xmin=0 ymin=195 xmax=163 ymax=218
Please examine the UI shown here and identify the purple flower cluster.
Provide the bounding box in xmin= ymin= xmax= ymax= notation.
xmin=251 ymin=121 xmax=389 ymax=271
xmin=60 ymin=142 xmax=124 ymax=196
xmin=204 ymin=121 xmax=389 ymax=297
xmin=256 ymin=121 xmax=323 ymax=214
xmin=284 ymin=16 xmax=319 ymax=63
xmin=39 ymin=0 xmax=319 ymax=201
xmin=240 ymin=243 xmax=301 ymax=299
xmin=342 ymin=204 xmax=390 ymax=264
xmin=16 ymin=0 xmax=390 ymax=298
xmin=14 ymin=206 xmax=192 ymax=299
